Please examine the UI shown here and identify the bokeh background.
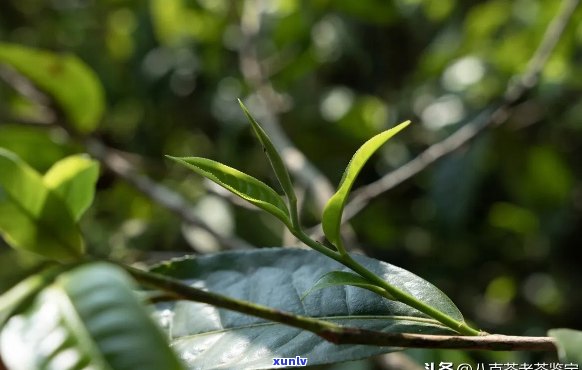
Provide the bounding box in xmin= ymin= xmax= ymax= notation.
xmin=1 ymin=0 xmax=581 ymax=368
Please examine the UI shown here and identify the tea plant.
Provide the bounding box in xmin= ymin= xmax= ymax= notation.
xmin=0 ymin=42 xmax=580 ymax=370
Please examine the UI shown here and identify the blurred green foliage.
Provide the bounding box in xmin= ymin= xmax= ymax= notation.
xmin=1 ymin=0 xmax=581 ymax=367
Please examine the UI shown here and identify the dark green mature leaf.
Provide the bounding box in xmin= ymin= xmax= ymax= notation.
xmin=302 ymin=271 xmax=394 ymax=300
xmin=548 ymin=328 xmax=582 ymax=364
xmin=167 ymin=156 xmax=291 ymax=226
xmin=0 ymin=149 xmax=84 ymax=260
xmin=0 ymin=43 xmax=105 ymax=133
xmin=238 ymin=100 xmax=297 ymax=206
xmin=43 ymin=154 xmax=100 ymax=221
xmin=322 ymin=121 xmax=410 ymax=251
xmin=151 ymin=248 xmax=462 ymax=369
xmin=0 ymin=263 xmax=185 ymax=370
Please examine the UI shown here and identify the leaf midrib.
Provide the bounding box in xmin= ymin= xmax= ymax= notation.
xmin=171 ymin=315 xmax=449 ymax=341
xmin=49 ymin=285 xmax=114 ymax=370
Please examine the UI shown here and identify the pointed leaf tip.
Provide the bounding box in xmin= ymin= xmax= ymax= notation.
xmin=237 ymin=99 xmax=298 ymax=210
xmin=322 ymin=121 xmax=411 ymax=250
xmin=43 ymin=154 xmax=100 ymax=221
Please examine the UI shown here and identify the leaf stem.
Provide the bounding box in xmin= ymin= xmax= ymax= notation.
xmin=292 ymin=230 xmax=341 ymax=260
xmin=293 ymin=231 xmax=481 ymax=336
xmin=287 ymin=191 xmax=301 ymax=232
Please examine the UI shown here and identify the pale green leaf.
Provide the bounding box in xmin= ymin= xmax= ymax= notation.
xmin=322 ymin=121 xmax=410 ymax=250
xmin=302 ymin=270 xmax=395 ymax=300
xmin=1 ymin=263 xmax=185 ymax=370
xmin=548 ymin=328 xmax=582 ymax=364
xmin=0 ymin=43 xmax=105 ymax=133
xmin=0 ymin=148 xmax=84 ymax=260
xmin=151 ymin=248 xmax=462 ymax=369
xmin=43 ymin=154 xmax=100 ymax=221
xmin=167 ymin=156 xmax=291 ymax=226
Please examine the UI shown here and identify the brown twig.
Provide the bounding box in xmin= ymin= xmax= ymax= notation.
xmin=320 ymin=331 xmax=556 ymax=351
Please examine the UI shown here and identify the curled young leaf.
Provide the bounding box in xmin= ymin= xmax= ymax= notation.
xmin=301 ymin=271 xmax=395 ymax=300
xmin=238 ymin=100 xmax=297 ymax=208
xmin=167 ymin=156 xmax=291 ymax=227
xmin=322 ymin=121 xmax=410 ymax=252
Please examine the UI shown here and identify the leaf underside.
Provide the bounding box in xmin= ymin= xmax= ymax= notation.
xmin=151 ymin=248 xmax=463 ymax=369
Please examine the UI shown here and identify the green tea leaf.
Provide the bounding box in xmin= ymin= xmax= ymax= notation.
xmin=0 ymin=43 xmax=105 ymax=133
xmin=238 ymin=100 xmax=297 ymax=207
xmin=0 ymin=149 xmax=84 ymax=260
xmin=0 ymin=263 xmax=185 ymax=370
xmin=167 ymin=156 xmax=291 ymax=226
xmin=322 ymin=121 xmax=410 ymax=251
xmin=548 ymin=328 xmax=582 ymax=364
xmin=43 ymin=154 xmax=100 ymax=221
xmin=302 ymin=271 xmax=394 ymax=300
xmin=151 ymin=248 xmax=462 ymax=369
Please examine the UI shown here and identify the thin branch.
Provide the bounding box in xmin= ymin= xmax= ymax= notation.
xmin=322 ymin=332 xmax=556 ymax=351
xmin=84 ymin=138 xmax=253 ymax=251
xmin=127 ymin=264 xmax=557 ymax=352
xmin=0 ymin=112 xmax=54 ymax=126
xmin=313 ymin=0 xmax=579 ymax=233
xmin=0 ymin=82 xmax=253 ymax=252
xmin=0 ymin=65 xmax=56 ymax=125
